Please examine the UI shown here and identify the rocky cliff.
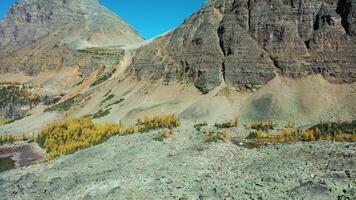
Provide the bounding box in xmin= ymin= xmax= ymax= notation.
xmin=0 ymin=0 xmax=143 ymax=74
xmin=130 ymin=0 xmax=356 ymax=93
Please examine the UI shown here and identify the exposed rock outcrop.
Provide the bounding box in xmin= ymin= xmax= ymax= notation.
xmin=130 ymin=0 xmax=356 ymax=93
xmin=0 ymin=0 xmax=143 ymax=75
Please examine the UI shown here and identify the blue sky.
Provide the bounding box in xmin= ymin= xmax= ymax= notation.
xmin=0 ymin=0 xmax=207 ymax=39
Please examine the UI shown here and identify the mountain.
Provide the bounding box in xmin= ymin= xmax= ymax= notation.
xmin=0 ymin=1 xmax=356 ymax=199
xmin=130 ymin=0 xmax=356 ymax=93
xmin=0 ymin=0 xmax=355 ymax=134
xmin=0 ymin=0 xmax=143 ymax=74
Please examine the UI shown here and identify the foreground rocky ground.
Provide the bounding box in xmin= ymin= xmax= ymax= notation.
xmin=0 ymin=128 xmax=355 ymax=200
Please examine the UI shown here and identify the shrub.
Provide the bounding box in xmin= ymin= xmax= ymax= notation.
xmin=0 ymin=133 xmax=15 ymax=145
xmin=155 ymin=128 xmax=174 ymax=141
xmin=36 ymin=114 xmax=181 ymax=159
xmin=246 ymin=130 xmax=275 ymax=140
xmin=194 ymin=122 xmax=208 ymax=131
xmin=0 ymin=133 xmax=30 ymax=145
xmin=245 ymin=120 xmax=356 ymax=143
xmin=204 ymin=134 xmax=221 ymax=143
xmin=0 ymin=119 xmax=13 ymax=126
xmin=309 ymin=120 xmax=356 ymax=135
xmin=0 ymin=84 xmax=41 ymax=121
xmin=204 ymin=129 xmax=229 ymax=143
xmin=220 ymin=129 xmax=229 ymax=141
xmin=134 ymin=115 xmax=181 ymax=133
xmin=215 ymin=118 xmax=239 ymax=129
xmin=36 ymin=117 xmax=123 ymax=159
xmin=245 ymin=119 xmax=275 ymax=131
xmin=287 ymin=119 xmax=295 ymax=128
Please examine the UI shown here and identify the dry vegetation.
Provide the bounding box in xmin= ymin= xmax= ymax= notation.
xmin=91 ymin=68 xmax=117 ymax=87
xmin=36 ymin=118 xmax=123 ymax=159
xmin=155 ymin=128 xmax=175 ymax=141
xmin=194 ymin=122 xmax=208 ymax=131
xmin=244 ymin=119 xmax=275 ymax=131
xmin=0 ymin=84 xmax=41 ymax=122
xmin=35 ymin=115 xmax=181 ymax=159
xmin=215 ymin=118 xmax=239 ymax=129
xmin=45 ymin=94 xmax=83 ymax=112
xmin=0 ymin=133 xmax=29 ymax=145
xmin=204 ymin=129 xmax=229 ymax=143
xmin=78 ymin=47 xmax=120 ymax=56
xmin=125 ymin=115 xmax=181 ymax=134
xmin=246 ymin=120 xmax=356 ymax=143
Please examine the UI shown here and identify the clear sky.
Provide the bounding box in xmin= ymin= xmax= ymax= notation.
xmin=0 ymin=0 xmax=207 ymax=39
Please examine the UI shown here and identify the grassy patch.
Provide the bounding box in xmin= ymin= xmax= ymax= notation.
xmin=45 ymin=94 xmax=82 ymax=112
xmin=92 ymin=109 xmax=111 ymax=119
xmin=0 ymin=119 xmax=14 ymax=126
xmin=215 ymin=118 xmax=239 ymax=129
xmin=105 ymin=98 xmax=124 ymax=108
xmin=101 ymin=94 xmax=115 ymax=105
xmin=91 ymin=68 xmax=116 ymax=87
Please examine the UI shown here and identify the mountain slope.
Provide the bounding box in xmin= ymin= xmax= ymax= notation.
xmin=0 ymin=0 xmax=142 ymax=51
xmin=129 ymin=0 xmax=356 ymax=93
xmin=0 ymin=0 xmax=355 ymax=135
xmin=0 ymin=0 xmax=143 ymax=74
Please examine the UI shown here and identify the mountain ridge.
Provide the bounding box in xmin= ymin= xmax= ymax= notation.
xmin=129 ymin=0 xmax=356 ymax=93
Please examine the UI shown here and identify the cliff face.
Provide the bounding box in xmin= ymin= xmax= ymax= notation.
xmin=130 ymin=0 xmax=356 ymax=93
xmin=0 ymin=0 xmax=143 ymax=74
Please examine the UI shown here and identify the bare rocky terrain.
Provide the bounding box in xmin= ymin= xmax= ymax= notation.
xmin=0 ymin=129 xmax=355 ymax=200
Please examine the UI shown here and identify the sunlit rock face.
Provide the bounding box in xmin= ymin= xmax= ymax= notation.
xmin=130 ymin=0 xmax=356 ymax=93
xmin=0 ymin=0 xmax=143 ymax=74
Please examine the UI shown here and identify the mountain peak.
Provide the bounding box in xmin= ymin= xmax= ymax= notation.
xmin=0 ymin=0 xmax=143 ymax=51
